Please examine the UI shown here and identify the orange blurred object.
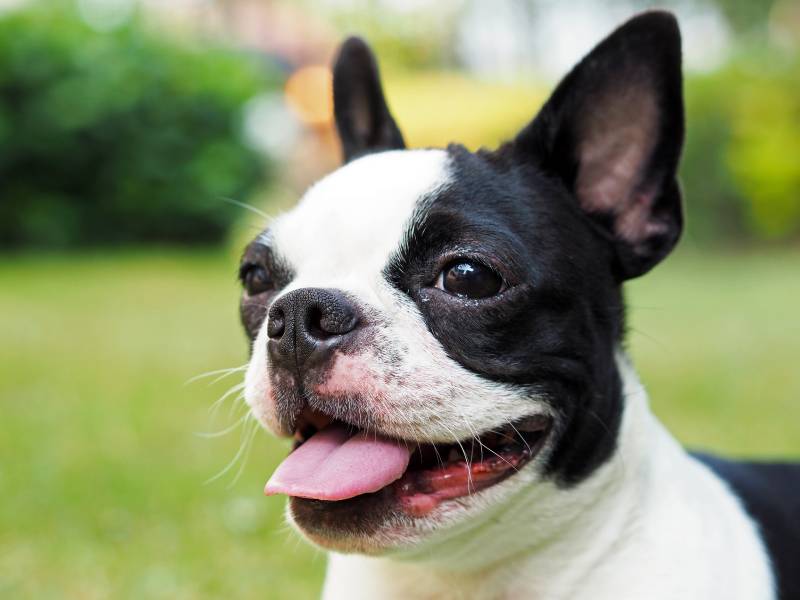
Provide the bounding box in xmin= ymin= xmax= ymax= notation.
xmin=284 ymin=65 xmax=334 ymax=127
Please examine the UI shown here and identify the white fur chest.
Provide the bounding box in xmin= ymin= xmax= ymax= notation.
xmin=319 ymin=363 xmax=774 ymax=600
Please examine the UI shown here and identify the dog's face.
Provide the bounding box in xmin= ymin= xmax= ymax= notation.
xmin=240 ymin=12 xmax=684 ymax=555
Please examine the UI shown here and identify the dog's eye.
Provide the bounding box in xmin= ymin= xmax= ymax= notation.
xmin=241 ymin=264 xmax=273 ymax=295
xmin=437 ymin=260 xmax=503 ymax=299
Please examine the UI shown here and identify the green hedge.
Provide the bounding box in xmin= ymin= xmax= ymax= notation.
xmin=0 ymin=3 xmax=276 ymax=248
xmin=682 ymin=49 xmax=800 ymax=244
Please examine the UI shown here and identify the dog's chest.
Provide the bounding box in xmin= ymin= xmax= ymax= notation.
xmin=320 ymin=409 xmax=776 ymax=600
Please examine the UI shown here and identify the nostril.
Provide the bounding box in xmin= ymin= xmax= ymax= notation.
xmin=267 ymin=308 xmax=285 ymax=339
xmin=307 ymin=306 xmax=349 ymax=340
xmin=320 ymin=310 xmax=358 ymax=335
xmin=308 ymin=302 xmax=358 ymax=339
xmin=306 ymin=306 xmax=327 ymax=339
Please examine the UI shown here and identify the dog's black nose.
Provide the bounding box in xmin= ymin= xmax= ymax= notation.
xmin=267 ymin=288 xmax=360 ymax=370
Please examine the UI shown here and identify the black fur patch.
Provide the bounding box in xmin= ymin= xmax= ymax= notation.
xmin=694 ymin=453 xmax=800 ymax=599
xmin=239 ymin=238 xmax=294 ymax=342
xmin=384 ymin=145 xmax=625 ymax=484
xmin=332 ymin=37 xmax=405 ymax=162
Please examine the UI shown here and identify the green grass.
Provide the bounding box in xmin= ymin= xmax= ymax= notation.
xmin=626 ymin=246 xmax=800 ymax=456
xmin=1 ymin=247 xmax=798 ymax=599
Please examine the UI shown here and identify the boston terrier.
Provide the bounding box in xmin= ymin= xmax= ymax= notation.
xmin=238 ymin=11 xmax=800 ymax=599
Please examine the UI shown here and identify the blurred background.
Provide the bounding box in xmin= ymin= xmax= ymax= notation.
xmin=0 ymin=0 xmax=798 ymax=597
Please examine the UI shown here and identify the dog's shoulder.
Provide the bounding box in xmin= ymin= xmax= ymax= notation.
xmin=694 ymin=452 xmax=800 ymax=599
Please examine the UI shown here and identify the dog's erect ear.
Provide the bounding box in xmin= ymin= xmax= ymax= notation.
xmin=332 ymin=37 xmax=406 ymax=163
xmin=515 ymin=11 xmax=684 ymax=279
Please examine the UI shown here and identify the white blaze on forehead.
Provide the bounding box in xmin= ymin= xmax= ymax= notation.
xmin=271 ymin=149 xmax=450 ymax=292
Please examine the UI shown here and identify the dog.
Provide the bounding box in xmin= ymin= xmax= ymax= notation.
xmin=238 ymin=11 xmax=800 ymax=599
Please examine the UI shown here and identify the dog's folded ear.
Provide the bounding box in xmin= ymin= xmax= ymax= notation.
xmin=332 ymin=37 xmax=406 ymax=163
xmin=515 ymin=11 xmax=684 ymax=280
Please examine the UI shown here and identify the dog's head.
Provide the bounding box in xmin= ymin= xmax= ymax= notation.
xmin=240 ymin=11 xmax=683 ymax=555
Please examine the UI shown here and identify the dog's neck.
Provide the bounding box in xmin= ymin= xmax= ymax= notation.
xmin=321 ymin=353 xmax=773 ymax=600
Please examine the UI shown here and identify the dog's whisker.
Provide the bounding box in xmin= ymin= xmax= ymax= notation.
xmin=477 ymin=438 xmax=519 ymax=474
xmin=208 ymin=382 xmax=246 ymax=417
xmin=458 ymin=408 xmax=521 ymax=475
xmin=226 ymin=417 xmax=260 ymax=489
xmin=420 ymin=432 xmax=445 ymax=470
xmin=223 ymin=389 xmax=252 ymax=419
xmin=205 ymin=414 xmax=257 ymax=485
xmin=185 ymin=364 xmax=247 ymax=386
xmin=194 ymin=412 xmax=248 ymax=439
xmin=209 ymin=369 xmax=248 ymax=387
xmin=454 ymin=409 xmax=485 ymax=475
xmin=440 ymin=422 xmax=474 ymax=494
xmin=226 ymin=391 xmax=247 ymax=420
xmin=627 ymin=326 xmax=667 ymax=350
xmin=220 ymin=196 xmax=272 ymax=220
xmin=508 ymin=422 xmax=533 ymax=455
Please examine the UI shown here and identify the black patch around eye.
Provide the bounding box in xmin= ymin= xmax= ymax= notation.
xmin=238 ymin=238 xmax=295 ymax=342
xmin=381 ymin=145 xmax=627 ymax=487
xmin=441 ymin=260 xmax=502 ymax=299
xmin=241 ymin=264 xmax=273 ymax=296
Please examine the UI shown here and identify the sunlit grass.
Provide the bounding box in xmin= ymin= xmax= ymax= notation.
xmin=0 ymin=247 xmax=797 ymax=599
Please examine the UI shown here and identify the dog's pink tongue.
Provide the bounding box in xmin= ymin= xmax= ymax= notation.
xmin=264 ymin=423 xmax=411 ymax=501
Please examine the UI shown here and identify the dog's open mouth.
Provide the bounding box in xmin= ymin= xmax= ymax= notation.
xmin=265 ymin=408 xmax=552 ymax=517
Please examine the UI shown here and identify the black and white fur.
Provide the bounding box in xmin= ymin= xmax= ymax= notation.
xmin=238 ymin=11 xmax=800 ymax=599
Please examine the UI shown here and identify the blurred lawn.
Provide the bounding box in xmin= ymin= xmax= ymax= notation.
xmin=1 ymin=246 xmax=798 ymax=599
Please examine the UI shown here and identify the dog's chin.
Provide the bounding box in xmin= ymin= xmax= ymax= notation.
xmin=281 ymin=414 xmax=553 ymax=555
xmin=285 ymin=479 xmax=525 ymax=555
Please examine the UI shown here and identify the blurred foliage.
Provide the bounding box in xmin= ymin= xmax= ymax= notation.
xmin=0 ymin=2 xmax=275 ymax=249
xmin=1 ymin=0 xmax=797 ymax=248
xmin=725 ymin=54 xmax=800 ymax=239
xmin=683 ymin=48 xmax=800 ymax=243
xmin=702 ymin=0 xmax=777 ymax=34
